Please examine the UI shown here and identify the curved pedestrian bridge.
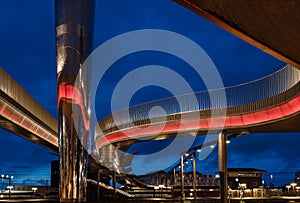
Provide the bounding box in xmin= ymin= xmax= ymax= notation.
xmin=96 ymin=65 xmax=300 ymax=150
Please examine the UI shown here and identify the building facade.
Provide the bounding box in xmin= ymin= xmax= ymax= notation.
xmin=138 ymin=168 xmax=265 ymax=190
xmin=227 ymin=168 xmax=266 ymax=189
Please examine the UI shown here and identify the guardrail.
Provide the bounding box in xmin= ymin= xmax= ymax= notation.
xmin=97 ymin=65 xmax=300 ymax=135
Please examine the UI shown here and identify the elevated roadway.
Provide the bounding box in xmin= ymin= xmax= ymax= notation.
xmin=0 ymin=67 xmax=58 ymax=151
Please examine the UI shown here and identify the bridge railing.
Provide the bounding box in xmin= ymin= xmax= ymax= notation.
xmin=0 ymin=67 xmax=58 ymax=134
xmin=98 ymin=65 xmax=300 ymax=134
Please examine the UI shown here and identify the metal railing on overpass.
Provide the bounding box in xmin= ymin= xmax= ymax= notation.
xmin=0 ymin=67 xmax=58 ymax=150
xmin=98 ymin=65 xmax=300 ymax=135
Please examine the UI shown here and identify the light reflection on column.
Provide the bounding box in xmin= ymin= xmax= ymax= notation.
xmin=55 ymin=0 xmax=94 ymax=202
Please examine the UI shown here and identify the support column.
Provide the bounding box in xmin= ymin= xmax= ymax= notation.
xmin=173 ymin=168 xmax=176 ymax=198
xmin=55 ymin=0 xmax=94 ymax=202
xmin=218 ymin=132 xmax=228 ymax=203
xmin=113 ymin=170 xmax=117 ymax=200
xmin=192 ymin=154 xmax=197 ymax=200
xmin=180 ymin=155 xmax=185 ymax=201
xmin=173 ymin=168 xmax=176 ymax=186
xmin=97 ymin=170 xmax=100 ymax=201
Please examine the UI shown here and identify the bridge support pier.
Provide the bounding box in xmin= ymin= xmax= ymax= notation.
xmin=218 ymin=132 xmax=228 ymax=203
xmin=113 ymin=170 xmax=117 ymax=200
xmin=192 ymin=153 xmax=197 ymax=200
xmin=180 ymin=155 xmax=185 ymax=201
xmin=55 ymin=0 xmax=94 ymax=202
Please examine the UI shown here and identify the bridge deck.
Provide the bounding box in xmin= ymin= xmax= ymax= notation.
xmin=0 ymin=67 xmax=58 ymax=151
xmin=173 ymin=0 xmax=300 ymax=68
xmin=96 ymin=65 xmax=300 ymax=149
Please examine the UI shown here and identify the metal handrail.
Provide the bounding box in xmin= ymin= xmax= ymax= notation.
xmin=97 ymin=65 xmax=300 ymax=135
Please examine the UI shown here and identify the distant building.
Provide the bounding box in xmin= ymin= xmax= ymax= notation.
xmin=51 ymin=160 xmax=59 ymax=188
xmin=137 ymin=170 xmax=219 ymax=187
xmin=227 ymin=168 xmax=266 ymax=189
xmin=14 ymin=185 xmax=56 ymax=197
xmin=137 ymin=168 xmax=266 ymax=190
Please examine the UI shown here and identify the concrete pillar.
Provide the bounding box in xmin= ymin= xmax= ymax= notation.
xmin=218 ymin=132 xmax=228 ymax=203
xmin=55 ymin=0 xmax=94 ymax=202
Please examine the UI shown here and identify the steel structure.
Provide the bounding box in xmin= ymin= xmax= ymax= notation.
xmin=0 ymin=67 xmax=58 ymax=151
xmin=56 ymin=0 xmax=94 ymax=201
xmin=173 ymin=0 xmax=300 ymax=68
xmin=95 ymin=64 xmax=300 ymax=203
xmin=96 ymin=65 xmax=300 ymax=149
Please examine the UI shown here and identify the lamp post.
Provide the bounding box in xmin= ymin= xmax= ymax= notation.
xmin=180 ymin=155 xmax=185 ymax=200
xmin=291 ymin=183 xmax=297 ymax=196
xmin=191 ymin=154 xmax=197 ymax=200
xmin=270 ymin=174 xmax=274 ymax=188
xmin=239 ymin=183 xmax=246 ymax=203
xmin=296 ymin=186 xmax=300 ymax=196
xmin=7 ymin=186 xmax=13 ymax=199
xmin=286 ymin=185 xmax=291 ymax=195
xmin=291 ymin=183 xmax=297 ymax=191
xmin=172 ymin=168 xmax=176 ymax=198
xmin=32 ymin=187 xmax=38 ymax=197
xmin=9 ymin=176 xmax=13 ymax=187
xmin=5 ymin=175 xmax=8 ymax=189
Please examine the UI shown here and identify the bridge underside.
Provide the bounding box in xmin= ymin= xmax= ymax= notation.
xmin=0 ymin=67 xmax=58 ymax=151
xmin=173 ymin=0 xmax=300 ymax=68
xmin=0 ymin=115 xmax=58 ymax=151
xmin=96 ymin=80 xmax=300 ymax=150
xmin=100 ymin=110 xmax=300 ymax=151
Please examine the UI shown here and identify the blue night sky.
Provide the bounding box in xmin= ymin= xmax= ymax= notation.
xmin=0 ymin=0 xmax=299 ymax=187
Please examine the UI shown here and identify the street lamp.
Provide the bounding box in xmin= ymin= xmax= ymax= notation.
xmin=239 ymin=183 xmax=247 ymax=201
xmin=296 ymin=186 xmax=300 ymax=196
xmin=32 ymin=187 xmax=38 ymax=196
xmin=7 ymin=186 xmax=13 ymax=199
xmin=5 ymin=175 xmax=9 ymax=190
xmin=286 ymin=185 xmax=291 ymax=195
xmin=10 ymin=176 xmax=13 ymax=187
xmin=270 ymin=174 xmax=274 ymax=187
xmin=291 ymin=183 xmax=297 ymax=191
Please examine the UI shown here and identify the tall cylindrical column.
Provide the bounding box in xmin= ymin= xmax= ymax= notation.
xmin=218 ymin=132 xmax=228 ymax=203
xmin=55 ymin=0 xmax=94 ymax=202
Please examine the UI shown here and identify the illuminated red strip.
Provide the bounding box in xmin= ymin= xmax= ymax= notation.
xmin=58 ymin=83 xmax=90 ymax=130
xmin=0 ymin=99 xmax=58 ymax=146
xmin=97 ymin=94 xmax=300 ymax=148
